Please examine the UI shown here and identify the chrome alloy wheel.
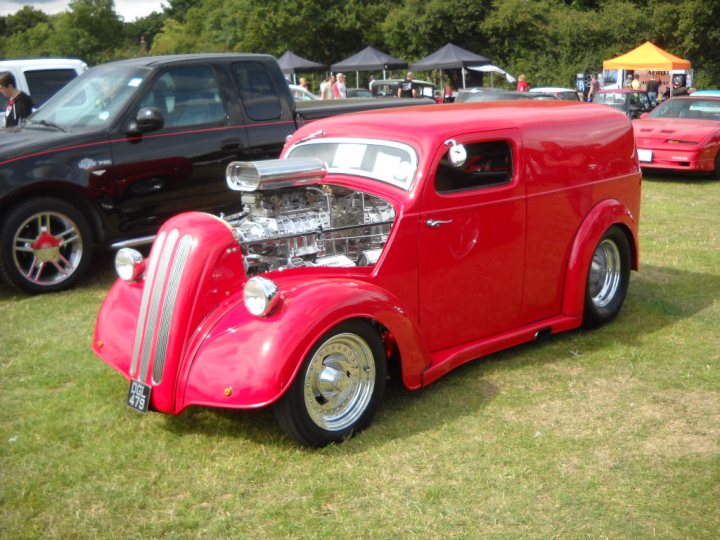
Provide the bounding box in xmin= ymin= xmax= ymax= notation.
xmin=588 ymin=238 xmax=622 ymax=308
xmin=303 ymin=332 xmax=377 ymax=431
xmin=12 ymin=210 xmax=84 ymax=286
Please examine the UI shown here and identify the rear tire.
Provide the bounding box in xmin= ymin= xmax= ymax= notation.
xmin=583 ymin=226 xmax=631 ymax=328
xmin=0 ymin=197 xmax=93 ymax=294
xmin=274 ymin=320 xmax=386 ymax=447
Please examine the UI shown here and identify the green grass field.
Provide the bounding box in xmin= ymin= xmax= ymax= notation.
xmin=1 ymin=174 xmax=718 ymax=539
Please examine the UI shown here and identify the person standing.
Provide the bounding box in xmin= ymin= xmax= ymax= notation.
xmin=645 ymin=75 xmax=660 ymax=106
xmin=333 ymin=73 xmax=347 ymax=99
xmin=516 ymin=74 xmax=529 ymax=92
xmin=320 ymin=75 xmax=335 ymax=99
xmin=398 ymin=72 xmax=416 ymax=98
xmin=631 ymin=73 xmax=641 ymax=90
xmin=587 ymin=73 xmax=601 ymax=102
xmin=0 ymin=72 xmax=34 ymax=127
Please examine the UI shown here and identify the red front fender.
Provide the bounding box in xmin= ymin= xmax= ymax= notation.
xmin=178 ymin=277 xmax=430 ymax=411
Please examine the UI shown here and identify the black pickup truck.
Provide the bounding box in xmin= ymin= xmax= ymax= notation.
xmin=0 ymin=53 xmax=429 ymax=293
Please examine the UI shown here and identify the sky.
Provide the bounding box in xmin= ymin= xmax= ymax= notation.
xmin=0 ymin=0 xmax=166 ymax=21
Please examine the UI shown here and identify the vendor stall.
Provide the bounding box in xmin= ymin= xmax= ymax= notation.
xmin=602 ymin=41 xmax=692 ymax=97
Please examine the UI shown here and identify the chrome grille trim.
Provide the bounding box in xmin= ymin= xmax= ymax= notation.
xmin=152 ymin=234 xmax=193 ymax=384
xmin=130 ymin=230 xmax=167 ymax=377
xmin=138 ymin=229 xmax=179 ymax=381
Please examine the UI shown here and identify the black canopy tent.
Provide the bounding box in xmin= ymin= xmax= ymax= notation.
xmin=331 ymin=46 xmax=408 ymax=86
xmin=277 ymin=51 xmax=327 ymax=84
xmin=410 ymin=43 xmax=491 ymax=88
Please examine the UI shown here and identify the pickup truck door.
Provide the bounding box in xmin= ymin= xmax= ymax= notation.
xmin=108 ymin=63 xmax=248 ymax=238
xmin=418 ymin=131 xmax=526 ymax=352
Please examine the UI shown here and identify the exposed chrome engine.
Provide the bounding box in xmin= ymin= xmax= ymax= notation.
xmin=223 ymin=185 xmax=395 ymax=275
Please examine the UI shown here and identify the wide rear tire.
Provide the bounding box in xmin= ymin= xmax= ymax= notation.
xmin=583 ymin=226 xmax=631 ymax=328
xmin=274 ymin=320 xmax=386 ymax=447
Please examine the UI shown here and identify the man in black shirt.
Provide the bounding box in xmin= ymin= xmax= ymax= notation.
xmin=1 ymin=72 xmax=34 ymax=127
xmin=398 ymin=72 xmax=416 ymax=98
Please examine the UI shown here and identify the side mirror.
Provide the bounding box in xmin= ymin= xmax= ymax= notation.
xmin=127 ymin=107 xmax=164 ymax=135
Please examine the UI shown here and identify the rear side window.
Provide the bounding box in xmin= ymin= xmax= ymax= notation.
xmin=435 ymin=140 xmax=513 ymax=193
xmin=24 ymin=69 xmax=79 ymax=107
xmin=231 ymin=61 xmax=282 ymax=121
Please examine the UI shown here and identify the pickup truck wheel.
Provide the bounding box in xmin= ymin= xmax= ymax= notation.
xmin=583 ymin=226 xmax=630 ymax=328
xmin=0 ymin=198 xmax=93 ymax=294
xmin=274 ymin=320 xmax=386 ymax=447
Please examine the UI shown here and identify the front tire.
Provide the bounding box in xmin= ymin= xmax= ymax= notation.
xmin=0 ymin=197 xmax=93 ymax=294
xmin=583 ymin=226 xmax=631 ymax=328
xmin=274 ymin=320 xmax=386 ymax=447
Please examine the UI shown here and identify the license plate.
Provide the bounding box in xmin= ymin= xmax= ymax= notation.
xmin=637 ymin=149 xmax=653 ymax=162
xmin=127 ymin=380 xmax=151 ymax=413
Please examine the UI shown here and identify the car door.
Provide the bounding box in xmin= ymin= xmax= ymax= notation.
xmin=107 ymin=63 xmax=247 ymax=238
xmin=418 ymin=131 xmax=526 ymax=352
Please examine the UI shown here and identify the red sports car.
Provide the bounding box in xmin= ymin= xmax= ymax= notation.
xmin=94 ymin=102 xmax=641 ymax=446
xmin=633 ymin=95 xmax=720 ymax=178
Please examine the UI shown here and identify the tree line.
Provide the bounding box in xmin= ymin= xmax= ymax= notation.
xmin=1 ymin=0 xmax=718 ymax=89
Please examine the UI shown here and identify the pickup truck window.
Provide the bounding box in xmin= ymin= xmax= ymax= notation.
xmin=231 ymin=61 xmax=282 ymax=121
xmin=435 ymin=140 xmax=513 ymax=193
xmin=139 ymin=66 xmax=225 ymax=128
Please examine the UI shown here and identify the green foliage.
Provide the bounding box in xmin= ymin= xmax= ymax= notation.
xmin=0 ymin=0 xmax=717 ymax=85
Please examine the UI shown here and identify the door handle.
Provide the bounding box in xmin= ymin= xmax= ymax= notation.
xmin=221 ymin=138 xmax=243 ymax=151
xmin=426 ymin=219 xmax=453 ymax=228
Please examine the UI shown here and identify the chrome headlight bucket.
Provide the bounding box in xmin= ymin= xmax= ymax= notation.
xmin=244 ymin=276 xmax=281 ymax=317
xmin=115 ymin=248 xmax=145 ymax=281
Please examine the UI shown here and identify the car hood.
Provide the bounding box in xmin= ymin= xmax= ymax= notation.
xmin=0 ymin=125 xmax=100 ymax=163
xmin=633 ymin=118 xmax=719 ymax=143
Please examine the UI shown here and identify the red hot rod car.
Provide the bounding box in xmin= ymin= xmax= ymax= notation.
xmin=93 ymin=102 xmax=642 ymax=446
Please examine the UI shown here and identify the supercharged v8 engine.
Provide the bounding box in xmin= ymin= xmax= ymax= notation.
xmin=223 ymin=185 xmax=395 ymax=275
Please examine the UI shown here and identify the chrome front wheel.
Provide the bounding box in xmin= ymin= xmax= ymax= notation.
xmin=304 ymin=332 xmax=377 ymax=432
xmin=275 ymin=320 xmax=386 ymax=447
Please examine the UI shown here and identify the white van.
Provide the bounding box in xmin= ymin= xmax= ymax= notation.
xmin=0 ymin=58 xmax=87 ymax=110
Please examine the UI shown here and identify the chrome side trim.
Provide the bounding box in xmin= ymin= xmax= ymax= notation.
xmin=152 ymin=234 xmax=193 ymax=384
xmin=130 ymin=231 xmax=167 ymax=377
xmin=111 ymin=235 xmax=156 ymax=249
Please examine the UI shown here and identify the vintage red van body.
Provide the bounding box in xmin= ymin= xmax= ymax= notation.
xmin=93 ymin=102 xmax=641 ymax=446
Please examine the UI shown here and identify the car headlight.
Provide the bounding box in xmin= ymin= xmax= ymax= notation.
xmin=115 ymin=248 xmax=145 ymax=281
xmin=244 ymin=276 xmax=280 ymax=317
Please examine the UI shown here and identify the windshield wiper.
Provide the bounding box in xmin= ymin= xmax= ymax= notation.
xmin=29 ymin=119 xmax=68 ymax=133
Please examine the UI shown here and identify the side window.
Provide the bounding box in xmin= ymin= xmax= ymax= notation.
xmin=435 ymin=140 xmax=513 ymax=194
xmin=231 ymin=61 xmax=282 ymax=121
xmin=140 ymin=65 xmax=225 ymax=128
xmin=24 ymin=69 xmax=79 ymax=107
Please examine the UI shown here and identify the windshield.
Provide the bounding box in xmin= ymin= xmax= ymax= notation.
xmin=648 ymin=98 xmax=720 ymax=120
xmin=286 ymin=138 xmax=418 ymax=190
xmin=28 ymin=64 xmax=150 ymax=131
